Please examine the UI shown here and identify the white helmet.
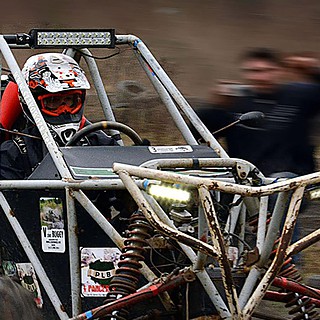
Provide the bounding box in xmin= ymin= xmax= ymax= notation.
xmin=21 ymin=53 xmax=90 ymax=145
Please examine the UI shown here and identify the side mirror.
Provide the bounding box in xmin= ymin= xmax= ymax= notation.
xmin=238 ymin=111 xmax=265 ymax=122
xmin=213 ymin=111 xmax=265 ymax=135
xmin=238 ymin=111 xmax=265 ymax=127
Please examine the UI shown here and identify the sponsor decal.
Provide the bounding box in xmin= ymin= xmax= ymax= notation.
xmin=40 ymin=197 xmax=65 ymax=253
xmin=148 ymin=145 xmax=193 ymax=154
xmin=81 ymin=247 xmax=121 ymax=297
xmin=16 ymin=263 xmax=43 ymax=308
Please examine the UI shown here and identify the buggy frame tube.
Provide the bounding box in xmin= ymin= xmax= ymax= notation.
xmin=80 ymin=48 xmax=124 ymax=145
xmin=195 ymin=206 xmax=209 ymax=271
xmin=113 ymin=163 xmax=320 ymax=318
xmin=72 ymin=189 xmax=175 ymax=312
xmin=113 ymin=162 xmax=320 ymax=196
xmin=256 ymin=196 xmax=268 ymax=253
xmin=1 ymin=31 xmax=319 ymax=320
xmin=238 ymin=191 xmax=290 ymax=308
xmin=259 ymin=191 xmax=290 ymax=264
xmin=0 ymin=179 xmax=127 ymax=190
xmin=237 ymin=205 xmax=247 ymax=258
xmin=140 ymin=157 xmax=262 ymax=173
xmin=286 ymin=228 xmax=320 ymax=258
xmin=133 ymin=49 xmax=198 ymax=145
xmin=143 ymin=192 xmax=231 ymax=319
xmin=116 ymin=169 xmax=220 ymax=257
xmin=0 ymin=192 xmax=69 ymax=320
xmin=242 ymin=186 xmax=305 ymax=318
xmin=224 ymin=195 xmax=243 ymax=236
xmin=71 ymin=189 xmax=161 ymax=284
xmin=198 ymin=185 xmax=241 ymax=318
xmin=0 ymin=35 xmax=72 ymax=179
xmin=71 ymin=189 xmax=124 ymax=248
xmin=63 ymin=48 xmax=123 ymax=145
xmin=66 ymin=188 xmax=82 ymax=317
xmin=116 ymin=34 xmax=229 ymax=158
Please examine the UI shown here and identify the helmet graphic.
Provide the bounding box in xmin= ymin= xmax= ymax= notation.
xmin=22 ymin=53 xmax=90 ymax=93
xmin=20 ymin=53 xmax=90 ymax=145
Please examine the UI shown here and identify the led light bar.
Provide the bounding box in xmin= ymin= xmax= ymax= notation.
xmin=307 ymin=187 xmax=320 ymax=200
xmin=148 ymin=184 xmax=191 ymax=202
xmin=29 ymin=29 xmax=116 ymax=48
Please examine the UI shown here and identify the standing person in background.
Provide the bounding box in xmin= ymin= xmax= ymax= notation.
xmin=195 ymin=48 xmax=320 ymax=266
xmin=283 ymin=52 xmax=320 ymax=85
xmin=196 ymin=48 xmax=320 ymax=178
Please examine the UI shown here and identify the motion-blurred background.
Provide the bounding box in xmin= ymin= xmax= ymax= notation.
xmin=2 ymin=0 xmax=320 ymax=98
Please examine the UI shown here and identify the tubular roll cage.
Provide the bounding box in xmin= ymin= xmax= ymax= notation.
xmin=0 ymin=32 xmax=319 ymax=320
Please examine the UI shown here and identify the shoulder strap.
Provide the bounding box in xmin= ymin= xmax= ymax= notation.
xmin=12 ymin=135 xmax=27 ymax=154
xmin=12 ymin=135 xmax=33 ymax=177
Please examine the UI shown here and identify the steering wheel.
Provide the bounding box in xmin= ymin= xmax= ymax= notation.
xmin=66 ymin=120 xmax=144 ymax=146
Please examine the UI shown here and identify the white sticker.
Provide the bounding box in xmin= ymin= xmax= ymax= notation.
xmin=16 ymin=262 xmax=43 ymax=308
xmin=40 ymin=197 xmax=65 ymax=253
xmin=227 ymin=246 xmax=239 ymax=268
xmin=81 ymin=247 xmax=121 ymax=297
xmin=148 ymin=145 xmax=193 ymax=154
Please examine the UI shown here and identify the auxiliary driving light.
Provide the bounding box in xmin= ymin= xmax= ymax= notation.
xmin=29 ymin=29 xmax=116 ymax=48
xmin=147 ymin=184 xmax=191 ymax=202
xmin=306 ymin=186 xmax=320 ymax=200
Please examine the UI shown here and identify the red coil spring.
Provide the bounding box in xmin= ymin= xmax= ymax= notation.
xmin=285 ymin=293 xmax=319 ymax=320
xmin=269 ymin=257 xmax=319 ymax=319
xmin=278 ymin=258 xmax=302 ymax=282
xmin=250 ymin=215 xmax=319 ymax=319
xmin=103 ymin=210 xmax=153 ymax=319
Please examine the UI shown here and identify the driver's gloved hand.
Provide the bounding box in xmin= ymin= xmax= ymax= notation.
xmin=141 ymin=138 xmax=151 ymax=146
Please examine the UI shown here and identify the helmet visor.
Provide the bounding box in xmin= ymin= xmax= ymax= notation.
xmin=37 ymin=90 xmax=84 ymax=116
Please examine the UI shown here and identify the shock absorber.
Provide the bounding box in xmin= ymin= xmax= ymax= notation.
xmin=104 ymin=210 xmax=153 ymax=319
xmin=249 ymin=216 xmax=319 ymax=319
xmin=285 ymin=293 xmax=319 ymax=320
xmin=278 ymin=258 xmax=302 ymax=282
xmin=270 ymin=243 xmax=320 ymax=319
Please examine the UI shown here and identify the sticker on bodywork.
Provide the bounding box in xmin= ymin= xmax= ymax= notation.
xmin=81 ymin=247 xmax=121 ymax=297
xmin=70 ymin=166 xmax=115 ymax=178
xmin=40 ymin=197 xmax=65 ymax=253
xmin=148 ymin=145 xmax=193 ymax=154
xmin=16 ymin=262 xmax=43 ymax=308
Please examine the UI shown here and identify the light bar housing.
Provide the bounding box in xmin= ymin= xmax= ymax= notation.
xmin=29 ymin=29 xmax=116 ymax=48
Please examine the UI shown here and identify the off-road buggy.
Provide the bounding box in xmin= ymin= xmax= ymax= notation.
xmin=0 ymin=29 xmax=319 ymax=320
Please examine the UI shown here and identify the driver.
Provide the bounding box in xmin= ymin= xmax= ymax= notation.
xmin=0 ymin=53 xmax=118 ymax=179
